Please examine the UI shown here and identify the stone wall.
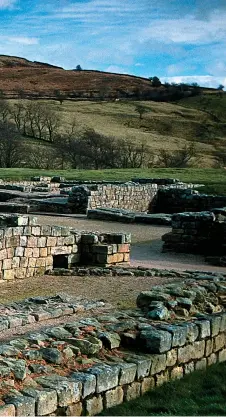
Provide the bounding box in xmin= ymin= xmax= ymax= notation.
xmin=151 ymin=188 xmax=226 ymax=214
xmin=0 ymin=214 xmax=131 ymax=281
xmin=87 ymin=183 xmax=158 ymax=212
xmin=162 ymin=211 xmax=226 ymax=256
xmin=1 ymin=274 xmax=226 ymax=415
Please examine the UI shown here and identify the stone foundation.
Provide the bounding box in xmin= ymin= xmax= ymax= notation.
xmin=0 ymin=273 xmax=226 ymax=415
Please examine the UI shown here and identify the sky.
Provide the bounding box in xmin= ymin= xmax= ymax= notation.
xmin=0 ymin=0 xmax=225 ymax=88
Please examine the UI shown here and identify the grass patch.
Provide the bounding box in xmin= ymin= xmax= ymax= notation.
xmin=99 ymin=362 xmax=226 ymax=416
xmin=1 ymin=167 xmax=226 ymax=194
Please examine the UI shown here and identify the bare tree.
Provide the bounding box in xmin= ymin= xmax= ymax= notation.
xmin=0 ymin=121 xmax=24 ymax=167
xmin=0 ymin=99 xmax=11 ymax=123
xmin=135 ymin=105 xmax=147 ymax=120
xmin=158 ymin=142 xmax=197 ymax=168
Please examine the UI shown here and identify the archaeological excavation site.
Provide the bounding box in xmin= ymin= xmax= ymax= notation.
xmin=0 ymin=175 xmax=225 ymax=415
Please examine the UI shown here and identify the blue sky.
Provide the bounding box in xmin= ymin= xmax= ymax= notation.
xmin=0 ymin=0 xmax=225 ymax=87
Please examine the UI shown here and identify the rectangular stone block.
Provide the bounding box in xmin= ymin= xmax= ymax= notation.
xmin=12 ymin=226 xmax=24 ymax=236
xmin=195 ymin=319 xmax=211 ymax=339
xmin=27 ymin=236 xmax=38 ymax=248
xmin=5 ymin=396 xmax=35 ymax=416
xmin=41 ymin=225 xmax=52 ymax=236
xmin=104 ymin=386 xmax=124 ymax=409
xmin=37 ymin=237 xmax=47 ymax=248
xmin=20 ymin=236 xmax=27 ymax=246
xmin=124 ymin=381 xmax=141 ymax=401
xmin=64 ymin=235 xmax=75 ymax=245
xmin=193 ymin=340 xmax=205 ymax=359
xmin=28 ymin=258 xmax=36 ymax=268
xmin=3 ymin=259 xmax=12 ymax=270
xmin=15 ymin=268 xmax=27 ymax=279
xmin=205 ymin=338 xmax=214 ymax=357
xmin=171 ymin=366 xmax=184 ymax=380
xmin=11 ymin=257 xmax=20 ymax=268
xmin=195 ymin=358 xmax=207 ymax=371
xmin=117 ymin=244 xmax=130 ymax=253
xmin=141 ymin=377 xmax=155 ymax=394
xmin=86 ymin=364 xmax=119 ymax=393
xmin=150 ymin=354 xmax=166 ymax=375
xmin=51 ymin=246 xmax=72 ymax=255
xmin=66 ymin=402 xmax=83 ymax=416
xmin=31 ymin=226 xmax=41 ymax=236
xmin=118 ymin=363 xmax=137 ymax=385
xmin=207 ymin=353 xmax=217 ymax=366
xmin=6 ymin=248 xmax=14 ymax=259
xmin=123 ymin=253 xmax=130 ymax=262
xmin=36 ymin=258 xmax=46 ymax=268
xmin=210 ymin=315 xmax=221 ymax=337
xmin=85 ymin=395 xmax=103 ymax=416
xmin=47 ymin=237 xmax=57 ymax=247
xmin=0 ymin=249 xmax=7 ymax=260
xmin=20 ymin=257 xmax=29 ymax=267
xmin=166 ymin=349 xmax=177 ymax=367
xmin=22 ymin=387 xmax=58 ymax=416
xmin=184 ymin=362 xmax=195 ymax=374
xmin=0 ymin=404 xmax=15 ymax=416
xmin=15 ymin=247 xmax=24 ymax=257
xmin=214 ymin=333 xmax=226 ymax=352
xmin=24 ymin=248 xmax=33 ymax=258
xmin=155 ymin=370 xmax=169 ymax=387
xmin=140 ymin=329 xmax=172 ymax=353
xmin=40 ymin=248 xmax=48 ymax=257
xmin=71 ymin=372 xmax=96 ymax=398
xmin=92 ymin=245 xmax=113 ymax=255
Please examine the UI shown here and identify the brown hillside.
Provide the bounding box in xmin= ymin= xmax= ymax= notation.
xmin=0 ymin=55 xmax=155 ymax=98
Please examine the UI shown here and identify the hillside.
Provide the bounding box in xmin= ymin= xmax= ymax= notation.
xmin=0 ymin=54 xmax=208 ymax=102
xmin=0 ymin=55 xmax=225 ymax=169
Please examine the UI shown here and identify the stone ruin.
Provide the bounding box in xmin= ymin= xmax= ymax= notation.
xmin=0 ymin=176 xmax=225 ymax=414
xmin=0 ymin=214 xmax=131 ymax=281
xmin=0 ymin=270 xmax=225 ymax=415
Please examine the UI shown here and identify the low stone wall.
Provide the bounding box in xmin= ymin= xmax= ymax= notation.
xmin=151 ymin=188 xmax=226 ymax=214
xmin=0 ymin=273 xmax=226 ymax=415
xmin=0 ymin=214 xmax=131 ymax=281
xmin=162 ymin=211 xmax=226 ymax=256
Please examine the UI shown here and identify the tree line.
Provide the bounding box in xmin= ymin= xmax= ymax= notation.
xmin=0 ymin=98 xmax=201 ymax=169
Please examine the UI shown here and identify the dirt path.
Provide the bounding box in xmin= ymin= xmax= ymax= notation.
xmin=35 ymin=214 xmax=226 ymax=273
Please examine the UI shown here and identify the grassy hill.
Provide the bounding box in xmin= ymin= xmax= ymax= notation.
xmin=0 ymin=55 xmax=225 ymax=169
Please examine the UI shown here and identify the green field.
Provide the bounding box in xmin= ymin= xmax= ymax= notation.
xmin=1 ymin=167 xmax=226 ymax=195
xmin=99 ymin=362 xmax=226 ymax=416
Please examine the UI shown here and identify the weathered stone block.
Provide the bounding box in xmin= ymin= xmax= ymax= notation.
xmin=104 ymin=386 xmax=124 ymax=409
xmin=171 ymin=366 xmax=184 ymax=380
xmin=141 ymin=377 xmax=155 ymax=394
xmin=195 ymin=358 xmax=207 ymax=371
xmin=214 ymin=333 xmax=226 ymax=352
xmin=27 ymin=236 xmax=38 ymax=248
xmin=87 ymin=364 xmax=119 ymax=393
xmin=47 ymin=237 xmax=57 ymax=247
xmin=166 ymin=349 xmax=177 ymax=367
xmin=140 ymin=329 xmax=172 ymax=353
xmin=125 ymin=355 xmax=151 ymax=380
xmin=124 ymin=382 xmax=141 ymax=401
xmin=118 ymin=363 xmax=137 ymax=385
xmin=22 ymin=387 xmax=58 ymax=416
xmin=85 ymin=395 xmax=103 ymax=416
xmin=155 ymin=370 xmax=169 ymax=387
xmin=207 ymin=353 xmax=217 ymax=366
xmin=195 ymin=319 xmax=211 ymax=339
xmin=66 ymin=402 xmax=83 ymax=416
xmin=35 ymin=375 xmax=81 ymax=407
xmin=5 ymin=395 xmax=36 ymax=416
xmin=150 ymin=354 xmax=166 ymax=375
xmin=70 ymin=372 xmax=96 ymax=398
xmin=158 ymin=324 xmax=187 ymax=347
xmin=0 ymin=404 xmax=15 ymax=416
xmin=184 ymin=362 xmax=195 ymax=374
xmin=205 ymin=339 xmax=214 ymax=357
xmin=218 ymin=348 xmax=226 ymax=362
xmin=210 ymin=315 xmax=221 ymax=337
xmin=193 ymin=340 xmax=205 ymax=359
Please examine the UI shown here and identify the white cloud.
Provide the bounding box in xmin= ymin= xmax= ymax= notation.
xmin=105 ymin=65 xmax=128 ymax=74
xmin=0 ymin=0 xmax=17 ymax=9
xmin=7 ymin=36 xmax=39 ymax=45
xmin=162 ymin=75 xmax=226 ymax=89
xmin=139 ymin=10 xmax=226 ymax=45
